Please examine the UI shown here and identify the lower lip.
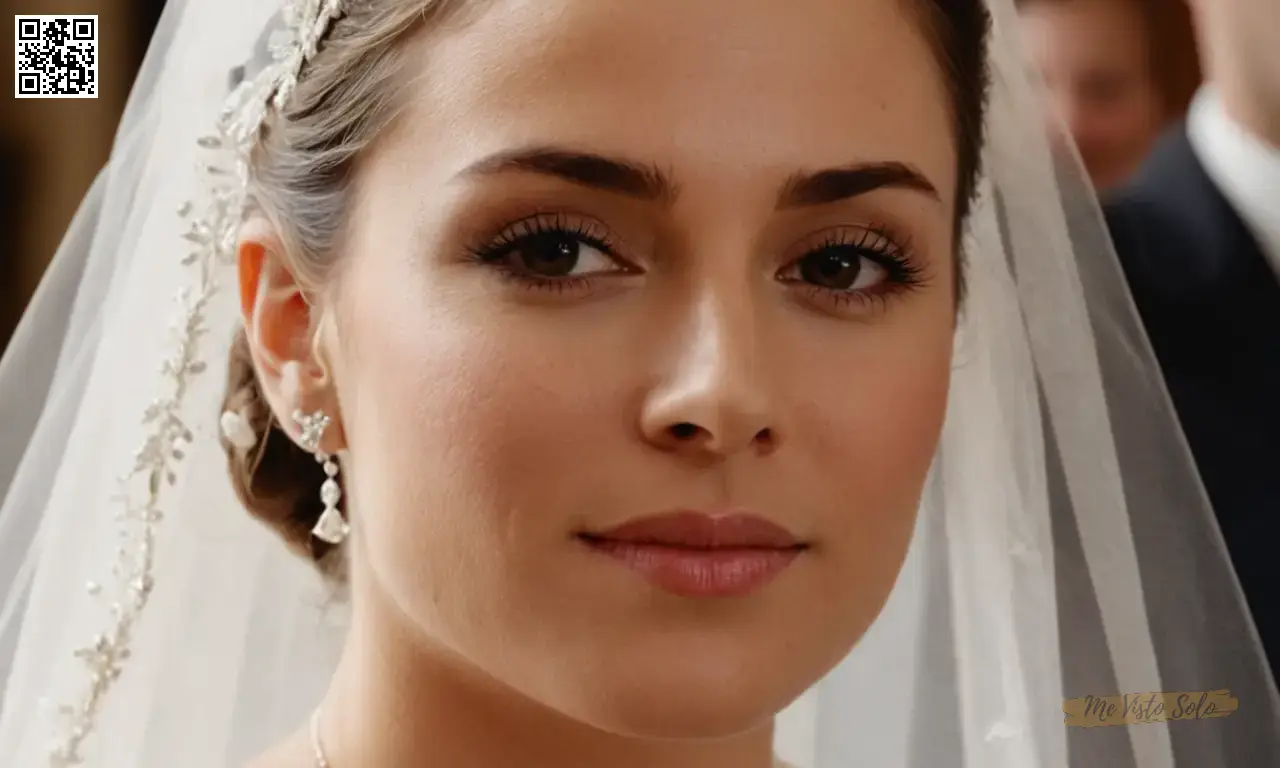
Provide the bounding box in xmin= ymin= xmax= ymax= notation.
xmin=581 ymin=538 xmax=802 ymax=598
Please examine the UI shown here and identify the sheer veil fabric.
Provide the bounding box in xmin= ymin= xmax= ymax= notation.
xmin=1 ymin=0 xmax=1278 ymax=766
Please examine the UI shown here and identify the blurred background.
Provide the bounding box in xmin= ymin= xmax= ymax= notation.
xmin=2 ymin=0 xmax=164 ymax=352
xmin=1 ymin=0 xmax=1203 ymax=355
xmin=1017 ymin=0 xmax=1202 ymax=190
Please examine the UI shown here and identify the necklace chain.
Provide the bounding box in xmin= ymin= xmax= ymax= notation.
xmin=310 ymin=709 xmax=330 ymax=768
xmin=310 ymin=708 xmax=793 ymax=768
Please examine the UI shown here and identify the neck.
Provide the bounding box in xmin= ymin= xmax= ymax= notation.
xmin=317 ymin=569 xmax=777 ymax=768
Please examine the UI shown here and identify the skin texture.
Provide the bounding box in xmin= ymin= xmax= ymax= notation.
xmin=1018 ymin=0 xmax=1165 ymax=190
xmin=241 ymin=0 xmax=959 ymax=766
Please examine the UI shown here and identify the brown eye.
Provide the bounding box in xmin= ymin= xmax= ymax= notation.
xmin=470 ymin=214 xmax=629 ymax=283
xmin=790 ymin=247 xmax=887 ymax=292
xmin=512 ymin=232 xmax=587 ymax=277
xmin=503 ymin=232 xmax=618 ymax=278
xmin=775 ymin=226 xmax=924 ymax=313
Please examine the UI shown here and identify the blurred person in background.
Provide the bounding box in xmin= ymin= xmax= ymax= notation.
xmin=1017 ymin=0 xmax=1201 ymax=190
xmin=1105 ymin=0 xmax=1280 ymax=690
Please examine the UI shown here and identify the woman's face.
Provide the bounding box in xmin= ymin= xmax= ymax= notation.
xmin=1018 ymin=0 xmax=1165 ymax=190
xmin=333 ymin=0 xmax=957 ymax=739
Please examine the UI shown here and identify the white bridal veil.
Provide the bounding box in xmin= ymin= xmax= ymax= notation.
xmin=1 ymin=0 xmax=1277 ymax=765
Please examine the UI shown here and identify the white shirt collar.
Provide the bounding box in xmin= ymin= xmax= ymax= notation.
xmin=1186 ymin=86 xmax=1280 ymax=270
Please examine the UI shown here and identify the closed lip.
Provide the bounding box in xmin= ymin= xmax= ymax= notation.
xmin=578 ymin=509 xmax=806 ymax=550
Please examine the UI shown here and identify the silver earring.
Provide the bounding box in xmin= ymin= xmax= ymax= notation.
xmin=293 ymin=409 xmax=349 ymax=545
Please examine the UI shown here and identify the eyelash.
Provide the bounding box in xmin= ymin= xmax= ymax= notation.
xmin=464 ymin=214 xmax=925 ymax=310
xmin=464 ymin=213 xmax=630 ymax=292
xmin=779 ymin=226 xmax=926 ymax=312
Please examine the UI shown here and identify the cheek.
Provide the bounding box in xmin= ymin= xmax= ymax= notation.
xmin=345 ymin=310 xmax=538 ymax=531
xmin=335 ymin=263 xmax=621 ymax=626
xmin=794 ymin=314 xmax=952 ymax=615
xmin=825 ymin=345 xmax=949 ymax=525
xmin=334 ymin=261 xmax=511 ymax=613
xmin=801 ymin=294 xmax=954 ymax=494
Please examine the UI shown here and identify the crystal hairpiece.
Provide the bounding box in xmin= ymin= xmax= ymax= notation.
xmin=46 ymin=2 xmax=345 ymax=765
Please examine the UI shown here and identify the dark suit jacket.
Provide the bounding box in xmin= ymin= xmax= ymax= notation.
xmin=1105 ymin=126 xmax=1280 ymax=688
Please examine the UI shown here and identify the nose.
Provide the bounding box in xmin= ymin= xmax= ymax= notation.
xmin=639 ymin=292 xmax=780 ymax=461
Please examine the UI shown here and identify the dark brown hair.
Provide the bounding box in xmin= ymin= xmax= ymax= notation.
xmin=218 ymin=0 xmax=993 ymax=566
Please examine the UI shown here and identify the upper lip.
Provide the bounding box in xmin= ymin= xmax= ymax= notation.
xmin=580 ymin=510 xmax=805 ymax=550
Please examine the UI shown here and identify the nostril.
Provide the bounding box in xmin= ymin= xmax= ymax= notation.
xmin=669 ymin=422 xmax=700 ymax=440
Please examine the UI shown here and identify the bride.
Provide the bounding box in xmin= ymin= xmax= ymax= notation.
xmin=0 ymin=0 xmax=1277 ymax=765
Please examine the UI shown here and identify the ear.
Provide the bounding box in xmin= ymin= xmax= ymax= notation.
xmin=237 ymin=216 xmax=346 ymax=454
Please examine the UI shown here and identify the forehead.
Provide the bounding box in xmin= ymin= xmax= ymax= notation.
xmin=394 ymin=0 xmax=957 ymax=203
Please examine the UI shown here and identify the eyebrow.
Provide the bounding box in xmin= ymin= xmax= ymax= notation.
xmin=777 ymin=161 xmax=940 ymax=208
xmin=458 ymin=147 xmax=677 ymax=204
xmin=457 ymin=147 xmax=939 ymax=208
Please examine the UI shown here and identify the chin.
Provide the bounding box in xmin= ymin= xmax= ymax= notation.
xmin=539 ymin=632 xmax=829 ymax=741
xmin=564 ymin=677 xmax=794 ymax=741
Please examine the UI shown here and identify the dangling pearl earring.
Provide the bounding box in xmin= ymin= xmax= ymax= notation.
xmin=293 ymin=409 xmax=349 ymax=545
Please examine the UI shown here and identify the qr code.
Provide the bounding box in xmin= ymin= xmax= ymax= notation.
xmin=15 ymin=15 xmax=98 ymax=99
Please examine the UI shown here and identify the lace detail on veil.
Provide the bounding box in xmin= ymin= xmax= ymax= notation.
xmin=43 ymin=2 xmax=345 ymax=764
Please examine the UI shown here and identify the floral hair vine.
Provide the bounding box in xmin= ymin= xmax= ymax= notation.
xmin=45 ymin=1 xmax=345 ymax=765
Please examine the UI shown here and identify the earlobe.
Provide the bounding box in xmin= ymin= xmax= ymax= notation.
xmin=235 ymin=222 xmax=345 ymax=451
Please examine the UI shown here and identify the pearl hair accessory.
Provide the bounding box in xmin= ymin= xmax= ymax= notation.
xmin=220 ymin=409 xmax=258 ymax=450
xmin=47 ymin=2 xmax=347 ymax=764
